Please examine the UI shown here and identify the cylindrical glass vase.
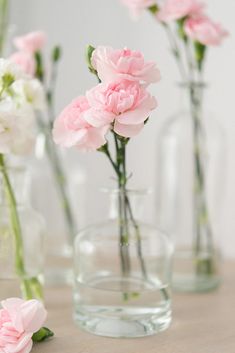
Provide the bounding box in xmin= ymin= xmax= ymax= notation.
xmin=74 ymin=189 xmax=173 ymax=338
xmin=156 ymin=82 xmax=225 ymax=292
xmin=0 ymin=165 xmax=45 ymax=300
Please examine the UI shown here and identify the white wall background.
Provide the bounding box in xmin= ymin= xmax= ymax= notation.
xmin=9 ymin=0 xmax=235 ymax=257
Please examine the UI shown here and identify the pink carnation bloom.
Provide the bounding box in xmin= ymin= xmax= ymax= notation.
xmin=85 ymin=80 xmax=157 ymax=138
xmin=14 ymin=31 xmax=46 ymax=53
xmin=184 ymin=15 xmax=229 ymax=46
xmin=0 ymin=298 xmax=47 ymax=353
xmin=157 ymin=0 xmax=204 ymax=22
xmin=91 ymin=46 xmax=160 ymax=85
xmin=121 ymin=0 xmax=157 ymax=18
xmin=9 ymin=51 xmax=35 ymax=76
xmin=53 ymin=96 xmax=109 ymax=151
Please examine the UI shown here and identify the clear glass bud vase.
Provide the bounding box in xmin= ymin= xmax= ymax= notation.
xmin=0 ymin=165 xmax=45 ymax=300
xmin=156 ymin=82 xmax=225 ymax=292
xmin=74 ymin=189 xmax=173 ymax=338
xmin=31 ymin=134 xmax=86 ymax=285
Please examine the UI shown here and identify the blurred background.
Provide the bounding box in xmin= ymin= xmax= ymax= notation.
xmin=9 ymin=0 xmax=235 ymax=257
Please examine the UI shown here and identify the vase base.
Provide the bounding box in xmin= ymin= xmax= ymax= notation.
xmin=45 ymin=268 xmax=73 ymax=286
xmin=74 ymin=306 xmax=171 ymax=338
xmin=172 ymin=274 xmax=220 ymax=293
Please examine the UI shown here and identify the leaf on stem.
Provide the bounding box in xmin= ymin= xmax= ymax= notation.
xmin=116 ymin=135 xmax=129 ymax=145
xmin=177 ymin=18 xmax=187 ymax=42
xmin=97 ymin=143 xmax=108 ymax=153
xmin=194 ymin=41 xmax=206 ymax=71
xmin=85 ymin=45 xmax=97 ymax=74
xmin=32 ymin=327 xmax=54 ymax=342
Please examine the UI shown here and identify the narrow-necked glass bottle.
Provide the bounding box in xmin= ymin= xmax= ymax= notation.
xmin=156 ymin=82 xmax=225 ymax=292
xmin=74 ymin=189 xmax=173 ymax=338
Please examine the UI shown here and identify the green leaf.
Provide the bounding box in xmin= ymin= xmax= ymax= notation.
xmin=97 ymin=143 xmax=108 ymax=153
xmin=194 ymin=41 xmax=206 ymax=71
xmin=177 ymin=18 xmax=187 ymax=41
xmin=32 ymin=327 xmax=54 ymax=343
xmin=52 ymin=46 xmax=62 ymax=62
xmin=85 ymin=44 xmax=95 ymax=71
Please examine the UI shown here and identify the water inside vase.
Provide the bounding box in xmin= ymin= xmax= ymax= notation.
xmin=74 ymin=272 xmax=171 ymax=338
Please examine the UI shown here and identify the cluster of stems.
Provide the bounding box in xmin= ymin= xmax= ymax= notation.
xmin=148 ymin=7 xmax=216 ymax=275
xmin=100 ymin=133 xmax=148 ymax=280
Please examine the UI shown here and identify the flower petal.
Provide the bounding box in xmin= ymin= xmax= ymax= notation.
xmin=114 ymin=121 xmax=144 ymax=137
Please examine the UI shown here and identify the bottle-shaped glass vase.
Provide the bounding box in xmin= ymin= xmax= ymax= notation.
xmin=156 ymin=82 xmax=225 ymax=292
xmin=0 ymin=165 xmax=45 ymax=300
xmin=31 ymin=134 xmax=86 ymax=285
xmin=74 ymin=189 xmax=173 ymax=338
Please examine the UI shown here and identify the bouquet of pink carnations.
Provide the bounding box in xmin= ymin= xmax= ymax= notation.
xmin=53 ymin=45 xmax=160 ymax=277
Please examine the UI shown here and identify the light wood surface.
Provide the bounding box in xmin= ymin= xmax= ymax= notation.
xmin=33 ymin=262 xmax=235 ymax=353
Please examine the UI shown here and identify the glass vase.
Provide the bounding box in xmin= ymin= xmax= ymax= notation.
xmin=0 ymin=164 xmax=45 ymax=300
xmin=30 ymin=133 xmax=86 ymax=285
xmin=74 ymin=189 xmax=173 ymax=338
xmin=156 ymin=82 xmax=225 ymax=292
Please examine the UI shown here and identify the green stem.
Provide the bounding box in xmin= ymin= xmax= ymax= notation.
xmin=124 ymin=196 xmax=147 ymax=277
xmin=0 ymin=0 xmax=8 ymax=56
xmin=163 ymin=24 xmax=188 ymax=81
xmin=100 ymin=136 xmax=169 ymax=301
xmin=35 ymin=50 xmax=76 ymax=243
xmin=37 ymin=115 xmax=77 ymax=244
xmin=0 ymin=154 xmax=43 ymax=300
xmin=47 ymin=60 xmax=59 ymax=126
xmin=113 ymin=137 xmax=131 ymax=275
xmin=189 ymin=85 xmax=215 ymax=276
xmin=105 ymin=135 xmax=148 ymax=281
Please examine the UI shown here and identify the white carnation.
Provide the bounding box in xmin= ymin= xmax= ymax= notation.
xmin=0 ymin=100 xmax=35 ymax=155
xmin=0 ymin=58 xmax=45 ymax=156
xmin=12 ymin=78 xmax=46 ymax=111
xmin=0 ymin=58 xmax=28 ymax=82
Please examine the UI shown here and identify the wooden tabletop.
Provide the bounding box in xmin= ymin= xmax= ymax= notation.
xmin=33 ymin=262 xmax=235 ymax=353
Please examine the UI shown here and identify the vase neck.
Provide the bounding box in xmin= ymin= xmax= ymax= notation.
xmin=107 ymin=189 xmax=147 ymax=221
xmin=177 ymin=81 xmax=207 ymax=113
xmin=0 ymin=167 xmax=30 ymax=206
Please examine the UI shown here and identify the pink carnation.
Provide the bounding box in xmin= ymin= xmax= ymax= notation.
xmin=91 ymin=46 xmax=160 ymax=85
xmin=14 ymin=31 xmax=46 ymax=53
xmin=157 ymin=0 xmax=204 ymax=22
xmin=9 ymin=51 xmax=35 ymax=76
xmin=184 ymin=15 xmax=229 ymax=46
xmin=121 ymin=0 xmax=157 ymax=18
xmin=85 ymin=80 xmax=157 ymax=138
xmin=0 ymin=298 xmax=47 ymax=353
xmin=53 ymin=96 xmax=109 ymax=151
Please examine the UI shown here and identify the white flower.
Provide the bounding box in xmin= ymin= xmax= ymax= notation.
xmin=0 ymin=58 xmax=27 ymax=82
xmin=0 ymin=100 xmax=35 ymax=155
xmin=0 ymin=58 xmax=45 ymax=156
xmin=12 ymin=78 xmax=46 ymax=111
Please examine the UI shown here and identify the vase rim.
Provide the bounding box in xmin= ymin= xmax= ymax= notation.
xmin=0 ymin=163 xmax=28 ymax=174
xmin=177 ymin=81 xmax=208 ymax=88
xmin=100 ymin=187 xmax=152 ymax=195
